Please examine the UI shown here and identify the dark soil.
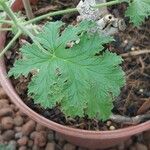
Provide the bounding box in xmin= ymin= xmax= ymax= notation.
xmin=4 ymin=0 xmax=150 ymax=131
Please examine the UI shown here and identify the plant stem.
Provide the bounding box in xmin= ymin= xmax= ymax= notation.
xmin=25 ymin=0 xmax=122 ymax=25
xmin=0 ymin=2 xmax=19 ymax=26
xmin=94 ymin=0 xmax=121 ymax=8
xmin=0 ymin=31 xmax=21 ymax=58
xmin=0 ymin=1 xmax=51 ymax=55
xmin=0 ymin=28 xmax=12 ymax=31
xmin=0 ymin=20 xmax=13 ymax=24
xmin=121 ymin=49 xmax=150 ymax=57
xmin=25 ymin=8 xmax=77 ymax=25
xmin=110 ymin=113 xmax=150 ymax=125
xmin=22 ymin=0 xmax=34 ymax=19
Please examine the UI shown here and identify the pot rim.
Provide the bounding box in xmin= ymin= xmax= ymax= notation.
xmin=0 ymin=1 xmax=149 ymax=140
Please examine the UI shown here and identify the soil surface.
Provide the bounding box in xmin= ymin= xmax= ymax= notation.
xmin=4 ymin=0 xmax=150 ymax=130
xmin=0 ymin=87 xmax=150 ymax=150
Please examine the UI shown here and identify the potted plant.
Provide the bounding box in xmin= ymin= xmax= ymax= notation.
xmin=0 ymin=0 xmax=150 ymax=149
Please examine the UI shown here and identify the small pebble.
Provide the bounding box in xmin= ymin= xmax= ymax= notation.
xmin=2 ymin=130 xmax=15 ymax=141
xmin=10 ymin=104 xmax=16 ymax=111
xmin=131 ymin=47 xmax=135 ymax=51
xmin=0 ymin=98 xmax=9 ymax=103
xmin=58 ymin=140 xmax=66 ymax=147
xmin=47 ymin=130 xmax=54 ymax=141
xmin=135 ymin=143 xmax=148 ymax=150
xmin=40 ymin=130 xmax=47 ymax=136
xmin=0 ymin=108 xmax=13 ymax=117
xmin=63 ymin=143 xmax=76 ymax=150
xmin=147 ymin=143 xmax=150 ymax=150
xmin=57 ymin=134 xmax=66 ymax=147
xmin=19 ymin=146 xmax=27 ymax=150
xmin=0 ymin=88 xmax=7 ymax=99
xmin=17 ymin=136 xmax=28 ymax=146
xmin=34 ymin=132 xmax=47 ymax=147
xmin=78 ymin=148 xmax=87 ymax=150
xmin=143 ymin=130 xmax=150 ymax=143
xmin=16 ymin=111 xmax=27 ymax=117
xmin=14 ymin=116 xmax=24 ymax=126
xmin=28 ymin=140 xmax=33 ymax=147
xmin=32 ymin=145 xmax=40 ymax=150
xmin=55 ymin=133 xmax=64 ymax=142
xmin=45 ymin=142 xmax=55 ymax=150
xmin=118 ymin=142 xmax=125 ymax=150
xmin=109 ymin=126 xmax=116 ymax=130
xmin=35 ymin=124 xmax=46 ymax=131
xmin=125 ymin=138 xmax=133 ymax=148
xmin=129 ymin=145 xmax=137 ymax=150
xmin=0 ymin=103 xmax=9 ymax=109
xmin=14 ymin=126 xmax=22 ymax=132
xmin=14 ymin=106 xmax=19 ymax=112
xmin=139 ymin=89 xmax=144 ymax=93
xmin=0 ymin=99 xmax=9 ymax=109
xmin=1 ymin=117 xmax=14 ymax=129
xmin=123 ymin=40 xmax=128 ymax=44
xmin=106 ymin=121 xmax=112 ymax=126
xmin=30 ymin=131 xmax=37 ymax=140
xmin=15 ymin=132 xmax=23 ymax=139
xmin=0 ymin=135 xmax=3 ymax=143
xmin=22 ymin=120 xmax=35 ymax=136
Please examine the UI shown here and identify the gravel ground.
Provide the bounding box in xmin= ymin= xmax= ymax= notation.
xmin=0 ymin=87 xmax=149 ymax=150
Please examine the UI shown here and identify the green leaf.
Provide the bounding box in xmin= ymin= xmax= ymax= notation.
xmin=125 ymin=0 xmax=150 ymax=26
xmin=9 ymin=21 xmax=125 ymax=121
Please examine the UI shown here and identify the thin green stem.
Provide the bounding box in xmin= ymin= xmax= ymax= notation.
xmin=0 ymin=1 xmax=51 ymax=55
xmin=94 ymin=0 xmax=121 ymax=9
xmin=0 ymin=31 xmax=21 ymax=58
xmin=0 ymin=2 xmax=19 ymax=26
xmin=0 ymin=20 xmax=13 ymax=24
xmin=25 ymin=0 xmax=122 ymax=25
xmin=0 ymin=28 xmax=12 ymax=31
xmin=25 ymin=8 xmax=77 ymax=25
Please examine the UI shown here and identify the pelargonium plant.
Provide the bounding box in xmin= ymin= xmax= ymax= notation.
xmin=0 ymin=0 xmax=150 ymax=121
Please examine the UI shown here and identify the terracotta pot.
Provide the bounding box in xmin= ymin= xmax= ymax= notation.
xmin=11 ymin=0 xmax=38 ymax=11
xmin=0 ymin=0 xmax=150 ymax=149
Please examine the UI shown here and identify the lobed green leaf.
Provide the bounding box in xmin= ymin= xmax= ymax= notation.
xmin=125 ymin=0 xmax=150 ymax=26
xmin=9 ymin=21 xmax=125 ymax=121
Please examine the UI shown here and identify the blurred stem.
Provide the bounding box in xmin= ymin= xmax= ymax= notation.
xmin=22 ymin=0 xmax=34 ymax=19
xmin=0 ymin=31 xmax=21 ymax=58
xmin=94 ymin=0 xmax=121 ymax=8
xmin=0 ymin=28 xmax=12 ymax=31
xmin=25 ymin=0 xmax=124 ymax=24
xmin=0 ymin=20 xmax=13 ymax=24
xmin=0 ymin=1 xmax=50 ymax=55
xmin=0 ymin=1 xmax=19 ymax=26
